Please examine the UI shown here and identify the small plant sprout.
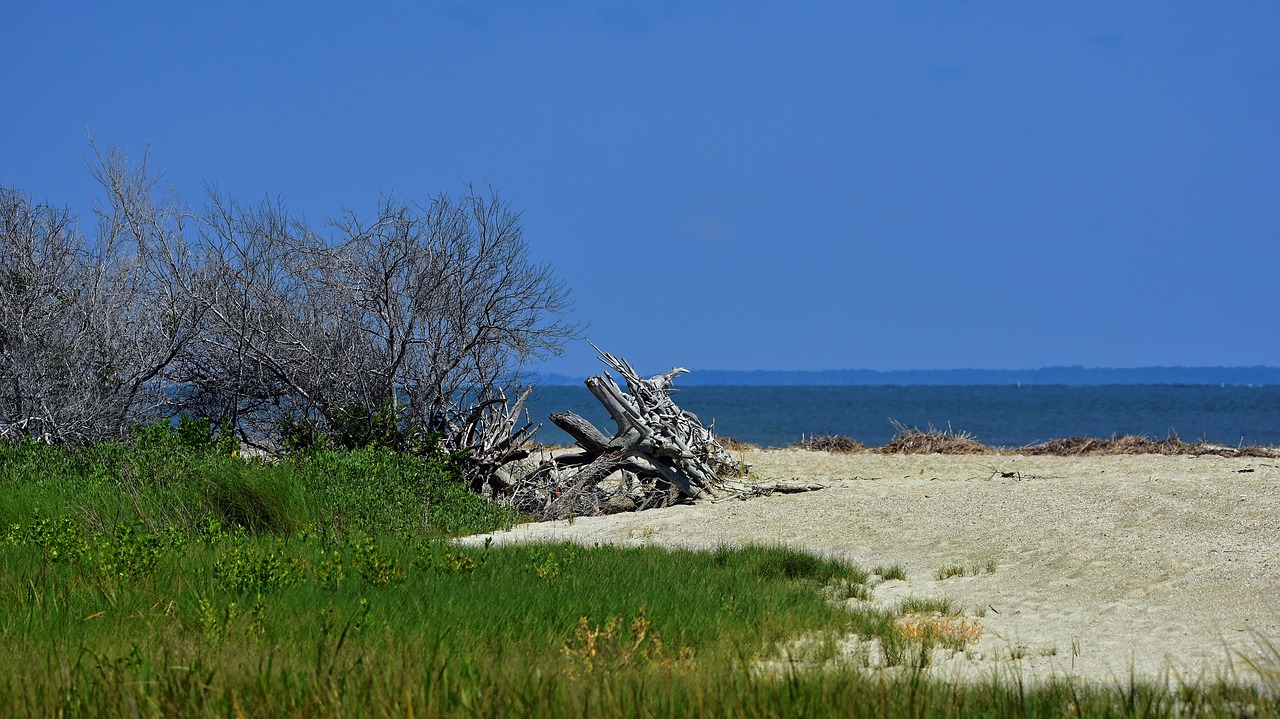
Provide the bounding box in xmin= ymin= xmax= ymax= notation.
xmin=529 ymin=545 xmax=576 ymax=580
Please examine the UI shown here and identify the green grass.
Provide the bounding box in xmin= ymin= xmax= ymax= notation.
xmin=0 ymin=435 xmax=1276 ymax=717
xmin=0 ymin=515 xmax=873 ymax=716
xmin=1 ymin=518 xmax=1274 ymax=717
xmin=0 ymin=434 xmax=515 ymax=538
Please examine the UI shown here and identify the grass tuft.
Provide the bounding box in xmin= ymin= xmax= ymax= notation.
xmin=896 ymin=596 xmax=962 ymax=616
xmin=874 ymin=563 xmax=907 ymax=581
xmin=936 ymin=559 xmax=998 ymax=580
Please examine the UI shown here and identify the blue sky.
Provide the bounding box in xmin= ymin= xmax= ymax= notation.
xmin=4 ymin=3 xmax=1278 ymax=376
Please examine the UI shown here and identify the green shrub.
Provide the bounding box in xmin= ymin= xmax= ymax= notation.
xmin=132 ymin=414 xmax=239 ymax=458
xmin=0 ymin=434 xmax=515 ymax=541
xmin=289 ymin=448 xmax=514 ymax=538
xmin=278 ymin=402 xmax=433 ymax=454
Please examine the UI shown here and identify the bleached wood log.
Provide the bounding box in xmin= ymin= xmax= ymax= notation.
xmin=545 ymin=449 xmax=627 ymax=519
xmin=550 ymin=411 xmax=610 ymax=454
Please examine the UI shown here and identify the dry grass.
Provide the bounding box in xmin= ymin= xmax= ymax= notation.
xmin=895 ymin=614 xmax=985 ymax=651
xmin=716 ymin=435 xmax=759 ymax=452
xmin=791 ymin=434 xmax=868 ymax=454
xmin=1020 ymin=434 xmax=1280 ymax=458
xmin=546 ymin=430 xmax=1277 ymax=460
xmin=880 ymin=422 xmax=991 ymax=455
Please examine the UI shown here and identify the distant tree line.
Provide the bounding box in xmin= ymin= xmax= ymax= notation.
xmin=0 ymin=143 xmax=576 ymax=456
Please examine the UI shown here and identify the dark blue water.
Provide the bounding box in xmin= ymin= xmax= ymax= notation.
xmin=524 ymin=385 xmax=1280 ymax=448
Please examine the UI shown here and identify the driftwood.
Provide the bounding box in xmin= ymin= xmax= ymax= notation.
xmin=503 ymin=348 xmax=766 ymax=520
xmin=441 ymin=387 xmax=536 ymax=493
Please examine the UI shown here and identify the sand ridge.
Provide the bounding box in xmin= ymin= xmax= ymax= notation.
xmin=463 ymin=449 xmax=1280 ymax=684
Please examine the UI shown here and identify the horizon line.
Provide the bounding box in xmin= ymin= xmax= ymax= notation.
xmin=541 ymin=363 xmax=1280 ymax=376
xmin=536 ymin=365 xmax=1280 ymax=386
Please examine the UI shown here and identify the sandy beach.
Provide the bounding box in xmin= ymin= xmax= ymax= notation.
xmin=464 ymin=449 xmax=1280 ymax=685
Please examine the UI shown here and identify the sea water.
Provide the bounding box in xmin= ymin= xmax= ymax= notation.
xmin=524 ymin=384 xmax=1280 ymax=449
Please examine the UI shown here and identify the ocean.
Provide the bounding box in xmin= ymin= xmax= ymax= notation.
xmin=523 ymin=384 xmax=1280 ymax=449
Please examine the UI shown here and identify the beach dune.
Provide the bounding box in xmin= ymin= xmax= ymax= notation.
xmin=465 ymin=449 xmax=1280 ymax=684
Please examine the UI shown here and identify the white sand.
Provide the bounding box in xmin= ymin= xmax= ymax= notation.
xmin=462 ymin=449 xmax=1280 ymax=684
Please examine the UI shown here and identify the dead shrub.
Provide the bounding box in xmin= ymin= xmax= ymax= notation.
xmin=880 ymin=421 xmax=990 ymax=455
xmin=1111 ymin=434 xmax=1185 ymax=454
xmin=792 ymin=434 xmax=867 ymax=453
xmin=1018 ymin=437 xmax=1111 ymax=456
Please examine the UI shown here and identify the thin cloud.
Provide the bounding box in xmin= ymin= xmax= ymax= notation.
xmin=682 ymin=216 xmax=733 ymax=242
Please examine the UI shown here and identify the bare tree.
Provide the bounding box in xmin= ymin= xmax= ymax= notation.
xmin=86 ymin=145 xmax=203 ymax=426
xmin=170 ymin=187 xmax=576 ymax=456
xmin=168 ymin=191 xmax=372 ymax=439
xmin=2 ymin=142 xmax=577 ymax=468
xmin=0 ymin=186 xmax=85 ymax=441
xmin=331 ymin=190 xmax=576 ymax=439
xmin=0 ymin=145 xmax=196 ymax=442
